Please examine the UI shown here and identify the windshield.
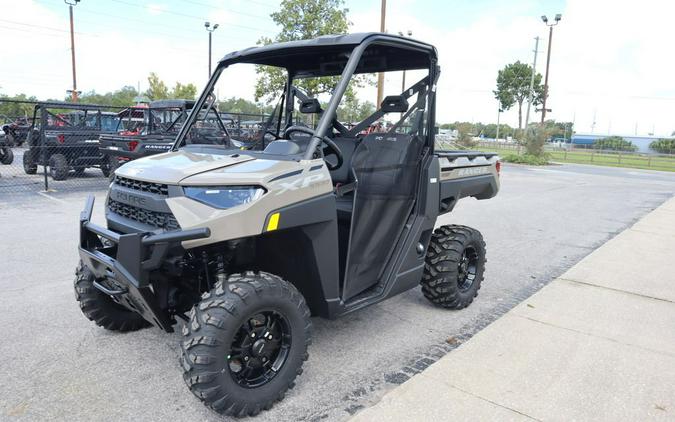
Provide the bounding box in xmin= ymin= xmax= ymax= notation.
xmin=175 ymin=44 xmax=432 ymax=154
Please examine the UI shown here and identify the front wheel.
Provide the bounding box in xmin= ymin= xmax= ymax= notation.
xmin=48 ymin=153 xmax=69 ymax=180
xmin=74 ymin=261 xmax=151 ymax=331
xmin=180 ymin=271 xmax=311 ymax=418
xmin=421 ymin=225 xmax=486 ymax=309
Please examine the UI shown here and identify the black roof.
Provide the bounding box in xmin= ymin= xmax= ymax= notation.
xmin=33 ymin=101 xmax=120 ymax=111
xmin=219 ymin=32 xmax=436 ymax=77
xmin=149 ymin=99 xmax=196 ymax=109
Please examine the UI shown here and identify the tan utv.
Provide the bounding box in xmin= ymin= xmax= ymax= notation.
xmin=76 ymin=33 xmax=500 ymax=417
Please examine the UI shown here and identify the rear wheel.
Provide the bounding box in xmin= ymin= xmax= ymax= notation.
xmin=0 ymin=147 xmax=13 ymax=165
xmin=421 ymin=225 xmax=486 ymax=309
xmin=23 ymin=151 xmax=37 ymax=174
xmin=48 ymin=153 xmax=69 ymax=180
xmin=74 ymin=261 xmax=150 ymax=331
xmin=180 ymin=271 xmax=311 ymax=418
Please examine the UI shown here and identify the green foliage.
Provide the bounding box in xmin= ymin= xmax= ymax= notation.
xmin=171 ymin=82 xmax=198 ymax=100
xmin=456 ymin=122 xmax=476 ymax=147
xmin=218 ymin=97 xmax=274 ymax=115
xmin=337 ymin=90 xmax=375 ymax=123
xmin=146 ymin=72 xmax=169 ymax=100
xmin=76 ymin=86 xmax=140 ymax=107
xmin=501 ymin=153 xmax=549 ymax=165
xmin=649 ymin=138 xmax=675 ymax=154
xmin=524 ymin=125 xmax=550 ymax=156
xmin=494 ymin=61 xmax=544 ymax=130
xmin=0 ymin=93 xmax=39 ymax=118
xmin=594 ymin=136 xmax=637 ymax=152
xmin=145 ymin=73 xmax=197 ymax=100
xmin=254 ymin=0 xmax=350 ymax=103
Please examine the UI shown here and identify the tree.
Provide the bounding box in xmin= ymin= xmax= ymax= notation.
xmin=494 ymin=61 xmax=544 ymax=132
xmin=76 ymin=86 xmax=139 ymax=107
xmin=0 ymin=93 xmax=39 ymax=118
xmin=254 ymin=0 xmax=350 ymax=102
xmin=337 ymin=90 xmax=375 ymax=123
xmin=171 ymin=82 xmax=197 ymax=100
xmin=146 ymin=72 xmax=169 ymax=100
xmin=219 ymin=97 xmax=274 ymax=115
xmin=649 ymin=138 xmax=675 ymax=154
xmin=145 ymin=73 xmax=197 ymax=100
xmin=594 ymin=136 xmax=637 ymax=152
xmin=456 ymin=122 xmax=476 ymax=147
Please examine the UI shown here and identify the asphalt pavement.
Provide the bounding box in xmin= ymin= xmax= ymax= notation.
xmin=0 ymin=163 xmax=674 ymax=421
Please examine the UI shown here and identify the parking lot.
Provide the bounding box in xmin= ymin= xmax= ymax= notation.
xmin=1 ymin=163 xmax=674 ymax=422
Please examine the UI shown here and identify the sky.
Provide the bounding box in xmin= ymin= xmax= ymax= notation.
xmin=0 ymin=0 xmax=673 ymax=136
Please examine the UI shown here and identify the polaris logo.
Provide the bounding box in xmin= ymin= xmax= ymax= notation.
xmin=114 ymin=191 xmax=147 ymax=206
xmin=457 ymin=167 xmax=489 ymax=177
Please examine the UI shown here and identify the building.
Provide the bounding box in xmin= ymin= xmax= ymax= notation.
xmin=571 ymin=133 xmax=666 ymax=154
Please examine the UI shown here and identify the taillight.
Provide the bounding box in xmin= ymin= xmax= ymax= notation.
xmin=128 ymin=140 xmax=139 ymax=151
xmin=57 ymin=134 xmax=65 ymax=144
xmin=496 ymin=160 xmax=501 ymax=176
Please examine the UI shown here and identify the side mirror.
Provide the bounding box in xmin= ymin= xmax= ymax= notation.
xmin=300 ymin=99 xmax=322 ymax=114
xmin=380 ymin=95 xmax=409 ymax=113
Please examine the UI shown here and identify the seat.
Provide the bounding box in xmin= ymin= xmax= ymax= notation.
xmin=328 ymin=137 xmax=360 ymax=220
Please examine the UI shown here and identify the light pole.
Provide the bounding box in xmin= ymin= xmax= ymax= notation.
xmin=376 ymin=0 xmax=386 ymax=106
xmin=495 ymin=106 xmax=502 ymax=141
xmin=205 ymin=22 xmax=219 ymax=78
xmin=64 ymin=0 xmax=80 ymax=102
xmin=398 ymin=30 xmax=413 ymax=92
xmin=539 ymin=13 xmax=561 ymax=124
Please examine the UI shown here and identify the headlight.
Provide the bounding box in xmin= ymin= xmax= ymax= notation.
xmin=184 ymin=186 xmax=265 ymax=209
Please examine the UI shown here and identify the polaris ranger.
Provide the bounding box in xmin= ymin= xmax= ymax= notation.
xmin=23 ymin=103 xmax=120 ymax=179
xmin=76 ymin=33 xmax=500 ymax=417
xmin=100 ymin=100 xmax=232 ymax=172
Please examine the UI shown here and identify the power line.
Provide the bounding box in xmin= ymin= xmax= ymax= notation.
xmin=180 ymin=0 xmax=271 ymax=20
xmin=0 ymin=18 xmax=96 ymax=36
xmin=107 ymin=0 xmax=276 ymax=34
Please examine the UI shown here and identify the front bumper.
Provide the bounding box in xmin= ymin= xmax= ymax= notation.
xmin=78 ymin=195 xmax=210 ymax=332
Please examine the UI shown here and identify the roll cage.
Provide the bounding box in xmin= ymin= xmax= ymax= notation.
xmin=172 ymin=32 xmax=439 ymax=156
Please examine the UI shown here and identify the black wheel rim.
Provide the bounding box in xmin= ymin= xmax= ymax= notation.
xmin=457 ymin=247 xmax=478 ymax=291
xmin=228 ymin=310 xmax=291 ymax=388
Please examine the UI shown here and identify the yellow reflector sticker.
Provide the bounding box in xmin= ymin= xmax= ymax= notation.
xmin=267 ymin=213 xmax=280 ymax=231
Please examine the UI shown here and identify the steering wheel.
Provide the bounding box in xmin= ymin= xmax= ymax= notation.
xmin=283 ymin=126 xmax=343 ymax=170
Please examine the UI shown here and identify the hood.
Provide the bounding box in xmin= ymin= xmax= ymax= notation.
xmin=115 ymin=150 xmax=255 ymax=184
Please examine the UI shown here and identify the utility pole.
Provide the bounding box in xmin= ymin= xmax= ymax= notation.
xmin=376 ymin=0 xmax=386 ymax=106
xmin=205 ymin=22 xmax=219 ymax=77
xmin=524 ymin=36 xmax=539 ymax=132
xmin=65 ymin=0 xmax=80 ymax=102
xmin=539 ymin=14 xmax=561 ymax=124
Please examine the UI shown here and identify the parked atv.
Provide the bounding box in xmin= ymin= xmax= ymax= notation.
xmin=75 ymin=33 xmax=500 ymax=418
xmin=99 ymin=100 xmax=232 ymax=174
xmin=23 ymin=103 xmax=120 ymax=180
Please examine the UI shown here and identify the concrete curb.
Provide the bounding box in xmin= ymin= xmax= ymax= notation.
xmin=351 ymin=196 xmax=675 ymax=422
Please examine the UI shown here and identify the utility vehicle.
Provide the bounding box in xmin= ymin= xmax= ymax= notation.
xmin=23 ymin=103 xmax=120 ymax=179
xmin=99 ymin=100 xmax=231 ymax=172
xmin=76 ymin=33 xmax=500 ymax=417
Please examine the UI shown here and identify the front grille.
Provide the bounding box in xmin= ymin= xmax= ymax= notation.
xmin=114 ymin=176 xmax=169 ymax=196
xmin=108 ymin=199 xmax=180 ymax=231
